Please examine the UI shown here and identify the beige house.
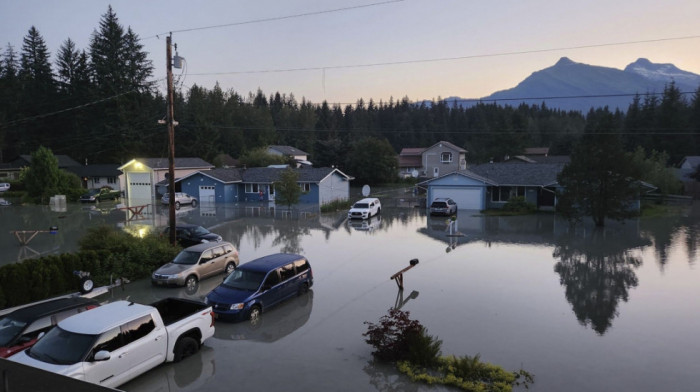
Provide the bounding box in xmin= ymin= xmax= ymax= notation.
xmin=118 ymin=158 xmax=213 ymax=205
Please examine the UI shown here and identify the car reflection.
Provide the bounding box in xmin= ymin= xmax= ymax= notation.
xmin=214 ymin=290 xmax=313 ymax=343
xmin=347 ymin=215 xmax=382 ymax=232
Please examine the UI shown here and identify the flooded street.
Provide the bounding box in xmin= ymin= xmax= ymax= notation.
xmin=2 ymin=200 xmax=699 ymax=391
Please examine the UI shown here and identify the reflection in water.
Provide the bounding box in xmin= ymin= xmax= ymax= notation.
xmin=121 ymin=345 xmax=216 ymax=392
xmin=393 ymin=290 xmax=419 ymax=310
xmin=214 ymin=290 xmax=313 ymax=343
xmin=363 ymin=360 xmax=420 ymax=392
xmin=552 ymin=225 xmax=649 ymax=335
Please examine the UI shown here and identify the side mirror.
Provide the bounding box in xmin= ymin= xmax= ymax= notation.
xmin=37 ymin=332 xmax=45 ymax=340
xmin=94 ymin=350 xmax=111 ymax=361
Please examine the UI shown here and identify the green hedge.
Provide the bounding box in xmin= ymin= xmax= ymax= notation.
xmin=0 ymin=226 xmax=180 ymax=308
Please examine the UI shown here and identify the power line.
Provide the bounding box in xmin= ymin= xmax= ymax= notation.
xmin=146 ymin=0 xmax=404 ymax=39
xmin=186 ymin=35 xmax=700 ymax=77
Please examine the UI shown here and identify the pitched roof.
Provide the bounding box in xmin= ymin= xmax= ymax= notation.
xmin=523 ymin=147 xmax=549 ymax=156
xmin=17 ymin=154 xmax=81 ymax=168
xmin=426 ymin=141 xmax=466 ymax=153
xmin=65 ymin=164 xmax=121 ymax=177
xmin=398 ymin=155 xmax=422 ymax=168
xmin=241 ymin=167 xmax=348 ymax=183
xmin=119 ymin=157 xmax=214 ymax=171
xmin=268 ymin=145 xmax=309 ymax=156
xmin=399 ymin=148 xmax=425 ymax=156
xmin=469 ymin=162 xmax=565 ymax=186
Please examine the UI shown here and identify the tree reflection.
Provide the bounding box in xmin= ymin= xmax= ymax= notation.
xmin=553 ymin=226 xmax=649 ymax=335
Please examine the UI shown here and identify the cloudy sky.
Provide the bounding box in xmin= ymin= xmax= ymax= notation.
xmin=2 ymin=0 xmax=700 ymax=105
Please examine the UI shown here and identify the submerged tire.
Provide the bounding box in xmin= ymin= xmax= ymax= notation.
xmin=173 ymin=336 xmax=199 ymax=362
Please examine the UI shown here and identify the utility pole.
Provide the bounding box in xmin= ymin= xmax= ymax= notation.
xmin=166 ymin=33 xmax=176 ymax=245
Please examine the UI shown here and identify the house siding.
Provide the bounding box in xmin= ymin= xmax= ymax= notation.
xmin=318 ymin=173 xmax=350 ymax=205
xmin=422 ymin=144 xmax=465 ymax=177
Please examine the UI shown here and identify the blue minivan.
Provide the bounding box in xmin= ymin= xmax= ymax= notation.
xmin=205 ymin=253 xmax=313 ymax=322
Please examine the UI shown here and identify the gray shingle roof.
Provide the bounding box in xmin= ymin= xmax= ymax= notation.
xmin=241 ymin=167 xmax=345 ymax=183
xmin=65 ymin=164 xmax=121 ymax=177
xmin=470 ymin=163 xmax=565 ymax=186
xmin=135 ymin=157 xmax=213 ymax=170
xmin=268 ymin=145 xmax=309 ymax=156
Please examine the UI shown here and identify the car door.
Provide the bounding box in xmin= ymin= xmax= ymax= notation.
xmin=277 ymin=263 xmax=299 ymax=301
xmin=83 ymin=326 xmax=130 ymax=387
xmin=196 ymin=249 xmax=215 ymax=279
xmin=257 ymin=270 xmax=282 ymax=308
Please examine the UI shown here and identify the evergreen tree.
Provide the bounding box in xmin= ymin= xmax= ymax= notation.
xmin=344 ymin=137 xmax=397 ymax=185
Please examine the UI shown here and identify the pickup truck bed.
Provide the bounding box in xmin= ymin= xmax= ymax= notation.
xmin=152 ymin=297 xmax=211 ymax=326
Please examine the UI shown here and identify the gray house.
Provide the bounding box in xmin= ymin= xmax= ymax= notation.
xmin=398 ymin=141 xmax=467 ymax=179
xmin=177 ymin=166 xmax=351 ymax=206
xmin=66 ymin=164 xmax=122 ymax=191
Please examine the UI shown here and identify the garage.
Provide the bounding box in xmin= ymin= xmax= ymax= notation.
xmin=199 ymin=185 xmax=216 ymax=204
xmin=126 ymin=172 xmax=152 ymax=204
xmin=431 ymin=187 xmax=483 ymax=210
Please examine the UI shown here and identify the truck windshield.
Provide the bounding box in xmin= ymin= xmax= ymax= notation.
xmin=172 ymin=250 xmax=200 ymax=265
xmin=353 ymin=203 xmax=369 ymax=209
xmin=222 ymin=269 xmax=265 ymax=291
xmin=0 ymin=317 xmax=27 ymax=346
xmin=27 ymin=326 xmax=97 ymax=365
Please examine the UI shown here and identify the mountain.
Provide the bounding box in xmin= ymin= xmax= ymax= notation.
xmin=441 ymin=57 xmax=700 ymax=113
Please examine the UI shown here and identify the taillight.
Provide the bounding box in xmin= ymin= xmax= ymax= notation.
xmin=210 ymin=311 xmax=215 ymax=327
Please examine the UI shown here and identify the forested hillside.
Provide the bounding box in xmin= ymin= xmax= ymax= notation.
xmin=1 ymin=7 xmax=699 ymax=170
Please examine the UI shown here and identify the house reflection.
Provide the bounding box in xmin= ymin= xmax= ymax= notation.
xmin=213 ymin=290 xmax=314 ymax=343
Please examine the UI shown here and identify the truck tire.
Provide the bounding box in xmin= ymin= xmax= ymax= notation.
xmin=191 ymin=199 xmax=197 ymax=207
xmin=173 ymin=336 xmax=199 ymax=362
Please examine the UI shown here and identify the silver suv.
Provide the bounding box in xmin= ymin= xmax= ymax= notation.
xmin=429 ymin=197 xmax=457 ymax=216
xmin=161 ymin=192 xmax=198 ymax=209
xmin=151 ymin=241 xmax=239 ymax=289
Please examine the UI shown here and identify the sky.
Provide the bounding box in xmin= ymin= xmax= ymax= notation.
xmin=2 ymin=0 xmax=700 ymax=106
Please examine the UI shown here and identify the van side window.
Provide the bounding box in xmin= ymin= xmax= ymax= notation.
xmin=92 ymin=327 xmax=123 ymax=357
xmin=264 ymin=270 xmax=281 ymax=287
xmin=279 ymin=264 xmax=296 ymax=281
xmin=122 ymin=315 xmax=156 ymax=345
xmin=212 ymin=246 xmax=224 ymax=258
xmin=294 ymin=259 xmax=310 ymax=274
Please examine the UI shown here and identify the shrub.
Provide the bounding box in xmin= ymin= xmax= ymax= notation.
xmin=501 ymin=196 xmax=536 ymax=213
xmin=321 ymin=198 xmax=353 ymax=213
xmin=363 ymin=308 xmax=442 ymax=366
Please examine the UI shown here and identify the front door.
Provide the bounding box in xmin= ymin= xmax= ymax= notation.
xmin=433 ymin=167 xmax=439 ymax=177
xmin=268 ymin=185 xmax=275 ymax=201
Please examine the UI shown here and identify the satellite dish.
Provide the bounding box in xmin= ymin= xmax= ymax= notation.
xmin=411 ymin=169 xmax=419 ymax=178
xmin=361 ymin=184 xmax=370 ymax=197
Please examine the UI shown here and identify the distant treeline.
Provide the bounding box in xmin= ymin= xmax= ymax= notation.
xmin=1 ymin=7 xmax=698 ymax=168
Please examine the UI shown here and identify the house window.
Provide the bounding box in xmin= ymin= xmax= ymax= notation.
xmin=441 ymin=152 xmax=453 ymax=163
xmin=491 ymin=186 xmax=525 ymax=202
xmin=93 ymin=177 xmax=100 ymax=184
xmin=299 ymin=183 xmax=310 ymax=192
xmin=245 ymin=183 xmax=260 ymax=193
xmin=107 ymin=177 xmax=116 ymax=184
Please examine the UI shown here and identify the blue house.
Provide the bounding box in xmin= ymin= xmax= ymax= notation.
xmin=177 ymin=166 xmax=351 ymax=206
xmin=419 ymin=162 xmax=565 ymax=211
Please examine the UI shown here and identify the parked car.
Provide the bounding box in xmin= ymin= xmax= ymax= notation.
xmin=347 ymin=198 xmax=381 ymax=219
xmin=162 ymin=192 xmax=198 ymax=209
xmin=429 ymin=197 xmax=458 ymax=216
xmin=0 ymin=198 xmax=10 ymax=206
xmin=152 ymin=241 xmax=239 ymax=289
xmin=10 ymin=298 xmax=215 ymax=389
xmin=0 ymin=183 xmax=10 ymax=192
xmin=162 ymin=223 xmax=223 ymax=247
xmin=0 ymin=297 xmax=99 ymax=358
xmin=205 ymin=253 xmax=313 ymax=323
xmin=79 ymin=187 xmax=120 ymax=203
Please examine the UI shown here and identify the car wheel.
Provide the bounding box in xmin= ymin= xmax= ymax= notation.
xmin=175 ymin=201 xmax=180 ymax=210
xmin=185 ymin=275 xmax=198 ymax=290
xmin=249 ymin=305 xmax=262 ymax=327
xmin=225 ymin=262 xmax=235 ymax=275
xmin=79 ymin=276 xmax=94 ymax=294
xmin=191 ymin=199 xmax=197 ymax=207
xmin=173 ymin=336 xmax=199 ymax=362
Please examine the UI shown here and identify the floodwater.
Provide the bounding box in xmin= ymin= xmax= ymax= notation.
xmin=1 ymin=198 xmax=699 ymax=392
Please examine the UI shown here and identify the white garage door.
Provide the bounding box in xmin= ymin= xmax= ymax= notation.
xmin=199 ymin=185 xmax=216 ymax=204
xmin=432 ymin=187 xmax=483 ymax=210
xmin=127 ymin=172 xmax=152 ymax=204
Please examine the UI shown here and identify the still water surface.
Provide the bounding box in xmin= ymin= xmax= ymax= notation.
xmin=1 ymin=200 xmax=699 ymax=391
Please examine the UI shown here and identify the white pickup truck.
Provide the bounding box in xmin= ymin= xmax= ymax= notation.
xmin=10 ymin=298 xmax=215 ymax=389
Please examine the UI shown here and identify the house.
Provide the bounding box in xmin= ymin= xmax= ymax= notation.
xmin=419 ymin=162 xmax=566 ymax=211
xmin=65 ymin=164 xmax=122 ymax=191
xmin=176 ymin=166 xmax=351 ymax=206
xmin=397 ymin=141 xmax=467 ymax=179
xmin=0 ymin=154 xmax=80 ymax=180
xmin=267 ymin=146 xmax=312 ymax=167
xmin=118 ymin=157 xmax=214 ymax=205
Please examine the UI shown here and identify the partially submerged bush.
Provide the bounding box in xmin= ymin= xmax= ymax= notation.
xmin=502 ymin=196 xmax=536 ymax=213
xmin=364 ymin=309 xmax=534 ymax=391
